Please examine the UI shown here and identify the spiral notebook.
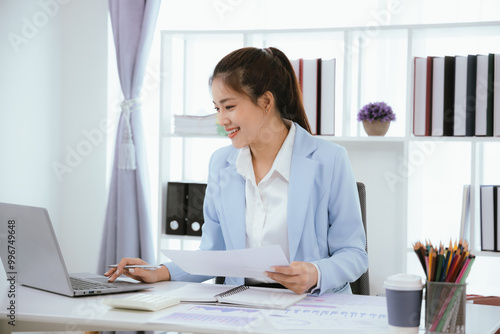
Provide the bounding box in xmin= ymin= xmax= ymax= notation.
xmin=166 ymin=283 xmax=307 ymax=309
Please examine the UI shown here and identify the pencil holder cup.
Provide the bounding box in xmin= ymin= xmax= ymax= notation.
xmin=425 ymin=281 xmax=466 ymax=333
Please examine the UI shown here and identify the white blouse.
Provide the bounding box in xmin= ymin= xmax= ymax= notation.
xmin=235 ymin=122 xmax=320 ymax=288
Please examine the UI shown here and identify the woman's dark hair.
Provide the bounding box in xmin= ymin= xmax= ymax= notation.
xmin=209 ymin=47 xmax=312 ymax=134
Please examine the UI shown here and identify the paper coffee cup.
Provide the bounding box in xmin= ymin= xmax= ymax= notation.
xmin=384 ymin=273 xmax=423 ymax=333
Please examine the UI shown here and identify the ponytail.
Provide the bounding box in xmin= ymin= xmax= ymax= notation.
xmin=210 ymin=47 xmax=312 ymax=134
xmin=265 ymin=47 xmax=311 ymax=133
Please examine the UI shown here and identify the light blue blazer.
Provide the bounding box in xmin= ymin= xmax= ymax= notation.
xmin=165 ymin=123 xmax=369 ymax=295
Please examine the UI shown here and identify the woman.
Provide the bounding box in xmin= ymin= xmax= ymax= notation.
xmin=106 ymin=47 xmax=368 ymax=295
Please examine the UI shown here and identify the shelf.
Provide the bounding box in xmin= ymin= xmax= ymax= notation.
xmin=163 ymin=133 xmax=500 ymax=143
xmin=409 ymin=136 xmax=500 ymax=143
xmin=162 ymin=21 xmax=500 ymax=36
xmin=323 ymin=136 xmax=406 ymax=143
xmin=162 ymin=133 xmax=228 ymax=139
xmin=158 ymin=24 xmax=500 ymax=297
xmin=475 ymin=251 xmax=500 ymax=258
xmin=161 ymin=234 xmax=201 ymax=241
xmin=163 ymin=132 xmax=407 ymax=142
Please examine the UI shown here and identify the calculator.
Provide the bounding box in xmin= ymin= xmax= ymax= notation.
xmin=103 ymin=293 xmax=180 ymax=311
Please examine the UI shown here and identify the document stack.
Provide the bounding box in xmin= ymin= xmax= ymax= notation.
xmin=173 ymin=113 xmax=226 ymax=135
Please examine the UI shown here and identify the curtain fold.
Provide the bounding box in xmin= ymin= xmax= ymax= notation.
xmin=98 ymin=0 xmax=161 ymax=277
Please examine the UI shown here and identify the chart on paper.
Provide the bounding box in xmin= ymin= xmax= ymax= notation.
xmin=152 ymin=304 xmax=263 ymax=328
xmin=263 ymin=293 xmax=388 ymax=330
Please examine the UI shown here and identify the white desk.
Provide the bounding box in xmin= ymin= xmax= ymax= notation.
xmin=1 ymin=280 xmax=499 ymax=334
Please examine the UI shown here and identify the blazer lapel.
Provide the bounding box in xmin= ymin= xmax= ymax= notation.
xmin=219 ymin=150 xmax=246 ymax=250
xmin=287 ymin=125 xmax=319 ymax=261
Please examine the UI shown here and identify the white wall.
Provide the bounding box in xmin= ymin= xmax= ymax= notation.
xmin=158 ymin=0 xmax=500 ymax=31
xmin=58 ymin=0 xmax=108 ymax=273
xmin=0 ymin=0 xmax=62 ymax=221
xmin=344 ymin=141 xmax=406 ymax=296
xmin=0 ymin=0 xmax=108 ymax=273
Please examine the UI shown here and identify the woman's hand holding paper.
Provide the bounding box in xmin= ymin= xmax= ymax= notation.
xmin=265 ymin=261 xmax=318 ymax=294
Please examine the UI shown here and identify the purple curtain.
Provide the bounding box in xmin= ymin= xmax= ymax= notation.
xmin=98 ymin=0 xmax=161 ymax=275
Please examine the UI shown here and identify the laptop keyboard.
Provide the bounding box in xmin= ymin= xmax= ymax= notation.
xmin=70 ymin=277 xmax=118 ymax=291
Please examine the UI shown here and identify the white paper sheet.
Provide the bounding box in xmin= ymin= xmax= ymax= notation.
xmin=162 ymin=245 xmax=289 ymax=279
xmin=263 ymin=293 xmax=389 ymax=330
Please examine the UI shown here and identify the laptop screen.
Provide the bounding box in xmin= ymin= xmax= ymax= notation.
xmin=0 ymin=203 xmax=74 ymax=296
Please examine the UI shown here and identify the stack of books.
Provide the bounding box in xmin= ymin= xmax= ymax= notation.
xmin=290 ymin=58 xmax=336 ymax=135
xmin=173 ymin=113 xmax=226 ymax=136
xmin=413 ymin=54 xmax=500 ymax=137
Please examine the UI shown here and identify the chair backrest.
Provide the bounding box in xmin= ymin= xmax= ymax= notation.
xmin=217 ymin=182 xmax=370 ymax=295
xmin=350 ymin=182 xmax=370 ymax=295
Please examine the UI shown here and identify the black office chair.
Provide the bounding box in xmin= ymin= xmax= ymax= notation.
xmin=350 ymin=182 xmax=370 ymax=295
xmin=216 ymin=182 xmax=370 ymax=295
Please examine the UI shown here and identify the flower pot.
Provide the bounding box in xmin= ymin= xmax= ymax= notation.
xmin=362 ymin=120 xmax=390 ymax=136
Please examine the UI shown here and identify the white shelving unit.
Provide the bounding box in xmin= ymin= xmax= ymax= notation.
xmin=158 ymin=22 xmax=500 ymax=296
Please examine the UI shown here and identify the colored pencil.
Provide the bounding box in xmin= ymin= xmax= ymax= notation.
xmin=413 ymin=239 xmax=475 ymax=283
xmin=434 ymin=248 xmax=444 ymax=283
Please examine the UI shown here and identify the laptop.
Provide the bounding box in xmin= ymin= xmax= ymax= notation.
xmin=0 ymin=202 xmax=153 ymax=297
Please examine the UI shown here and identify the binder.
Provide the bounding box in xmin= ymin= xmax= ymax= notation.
xmin=316 ymin=59 xmax=322 ymax=134
xmin=186 ymin=182 xmax=207 ymax=236
xmin=443 ymin=56 xmax=456 ymax=136
xmin=166 ymin=182 xmax=188 ymax=235
xmin=431 ymin=57 xmax=445 ymax=136
xmin=426 ymin=56 xmax=434 ymax=136
xmin=494 ymin=54 xmax=500 ymax=137
xmin=413 ymin=57 xmax=428 ymax=136
xmin=486 ymin=53 xmax=495 ymax=136
xmin=302 ymin=58 xmax=319 ymax=134
xmin=497 ymin=186 xmax=500 ymax=251
xmin=290 ymin=58 xmax=302 ymax=91
xmin=465 ymin=55 xmax=477 ymax=136
xmin=480 ymin=185 xmax=497 ymax=251
xmin=454 ymin=56 xmax=467 ymax=136
xmin=319 ymin=58 xmax=336 ymax=135
xmin=475 ymin=54 xmax=493 ymax=136
xmin=458 ymin=185 xmax=471 ymax=242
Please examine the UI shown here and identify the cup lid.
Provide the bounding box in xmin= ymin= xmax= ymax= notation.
xmin=383 ymin=273 xmax=423 ymax=291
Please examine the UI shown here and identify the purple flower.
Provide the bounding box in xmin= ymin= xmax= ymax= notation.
xmin=357 ymin=101 xmax=396 ymax=123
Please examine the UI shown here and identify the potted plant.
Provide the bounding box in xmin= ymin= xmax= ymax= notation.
xmin=357 ymin=101 xmax=396 ymax=136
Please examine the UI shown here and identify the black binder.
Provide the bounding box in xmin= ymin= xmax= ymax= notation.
xmin=465 ymin=54 xmax=477 ymax=136
xmin=165 ymin=182 xmax=188 ymax=235
xmin=186 ymin=183 xmax=207 ymax=236
xmin=443 ymin=56 xmax=456 ymax=136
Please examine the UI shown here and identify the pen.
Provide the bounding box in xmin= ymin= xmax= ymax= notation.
xmin=107 ymin=264 xmax=160 ymax=270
